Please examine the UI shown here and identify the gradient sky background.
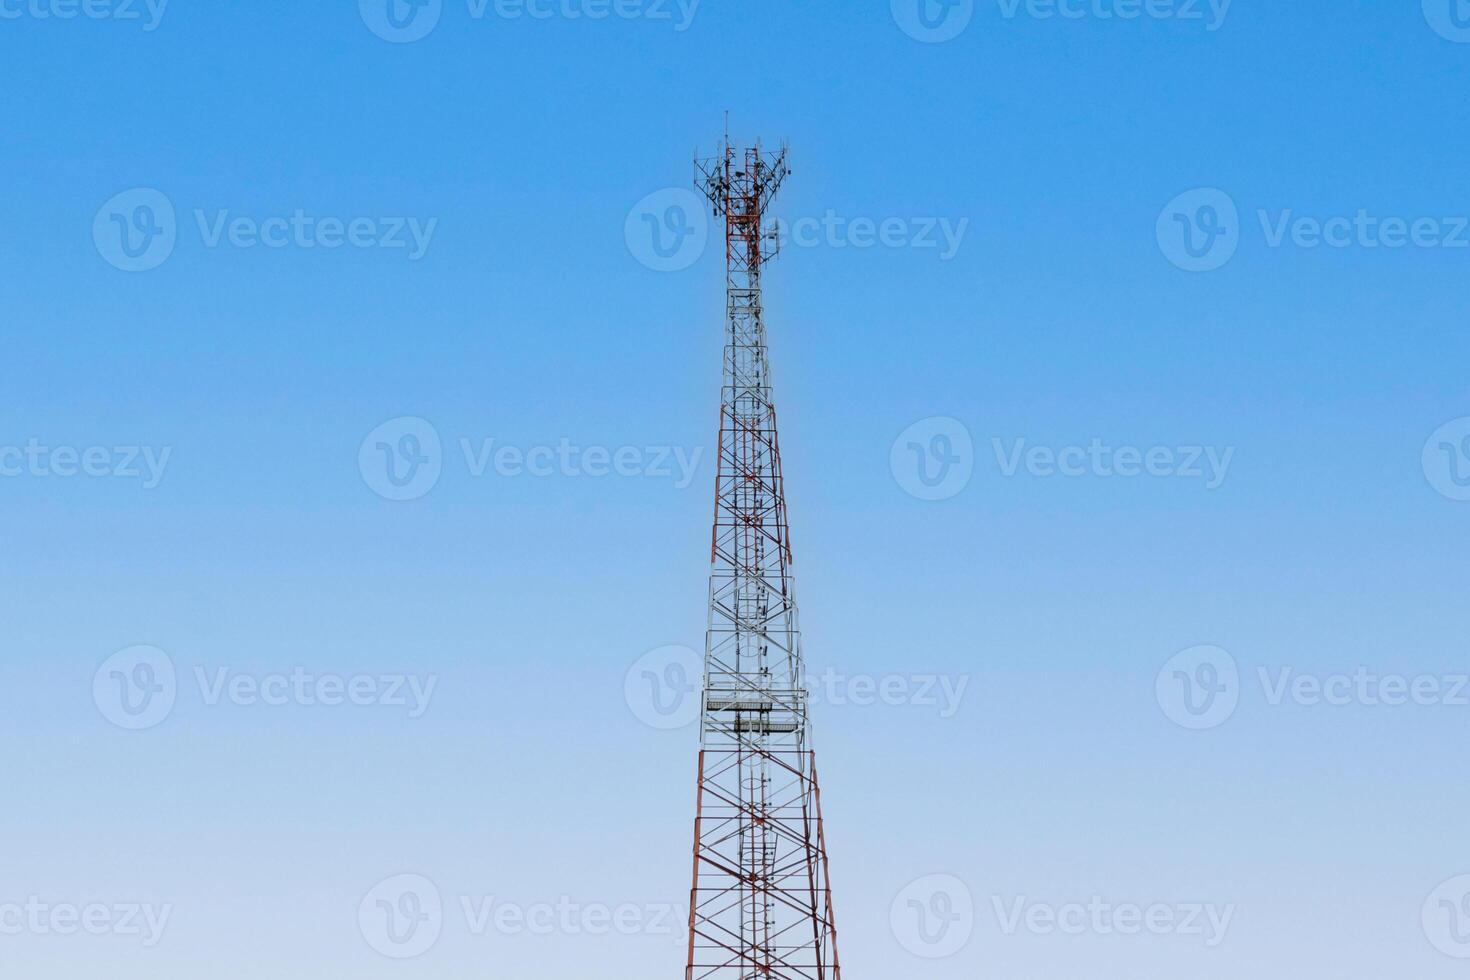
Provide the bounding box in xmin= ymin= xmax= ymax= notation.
xmin=3 ymin=2 xmax=1470 ymax=978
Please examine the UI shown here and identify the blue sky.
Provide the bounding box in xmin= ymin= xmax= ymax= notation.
xmin=3 ymin=2 xmax=1470 ymax=978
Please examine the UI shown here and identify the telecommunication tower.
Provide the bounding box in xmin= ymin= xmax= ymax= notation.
xmin=683 ymin=136 xmax=843 ymax=980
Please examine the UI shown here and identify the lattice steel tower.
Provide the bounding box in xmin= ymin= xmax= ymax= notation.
xmin=684 ymin=137 xmax=842 ymax=980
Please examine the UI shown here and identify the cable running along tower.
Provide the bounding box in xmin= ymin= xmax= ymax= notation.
xmin=684 ymin=137 xmax=842 ymax=980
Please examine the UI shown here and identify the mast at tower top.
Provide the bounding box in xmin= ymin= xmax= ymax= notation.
xmin=695 ymin=136 xmax=791 ymax=266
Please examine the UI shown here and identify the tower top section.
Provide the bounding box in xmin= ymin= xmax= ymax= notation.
xmin=694 ymin=138 xmax=791 ymax=223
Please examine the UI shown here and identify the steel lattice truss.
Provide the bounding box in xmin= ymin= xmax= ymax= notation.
xmin=684 ymin=139 xmax=842 ymax=980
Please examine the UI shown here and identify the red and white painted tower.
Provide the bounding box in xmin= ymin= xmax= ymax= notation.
xmin=684 ymin=137 xmax=843 ymax=980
